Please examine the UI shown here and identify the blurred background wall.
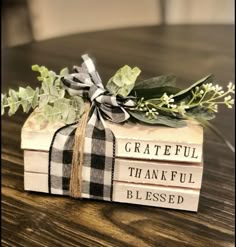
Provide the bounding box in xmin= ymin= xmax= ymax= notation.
xmin=1 ymin=0 xmax=234 ymax=47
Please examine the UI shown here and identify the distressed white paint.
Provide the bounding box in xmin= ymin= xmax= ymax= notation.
xmin=24 ymin=150 xmax=203 ymax=189
xmin=21 ymin=110 xmax=203 ymax=163
xmin=114 ymin=159 xmax=203 ymax=189
xmin=21 ymin=111 xmax=64 ymax=151
xmin=24 ymin=150 xmax=49 ymax=173
xmin=24 ymin=172 xmax=49 ymax=193
xmin=112 ymin=182 xmax=200 ymax=212
xmin=24 ymin=173 xmax=200 ymax=211
xmin=22 ymin=110 xmax=203 ymax=211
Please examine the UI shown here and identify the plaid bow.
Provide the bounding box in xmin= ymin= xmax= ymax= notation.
xmin=49 ymin=54 xmax=135 ymax=201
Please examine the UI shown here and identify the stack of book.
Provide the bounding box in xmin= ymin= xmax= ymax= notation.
xmin=22 ymin=110 xmax=203 ymax=212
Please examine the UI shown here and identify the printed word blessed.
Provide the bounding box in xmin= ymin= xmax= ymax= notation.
xmin=126 ymin=189 xmax=184 ymax=205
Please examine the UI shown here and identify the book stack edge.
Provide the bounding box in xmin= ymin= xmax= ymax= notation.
xmin=22 ymin=110 xmax=204 ymax=212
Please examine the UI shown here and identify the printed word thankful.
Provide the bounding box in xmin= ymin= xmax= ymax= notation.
xmin=128 ymin=167 xmax=195 ymax=184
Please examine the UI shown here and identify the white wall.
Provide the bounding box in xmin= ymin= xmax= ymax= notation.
xmin=28 ymin=0 xmax=162 ymax=40
xmin=28 ymin=0 xmax=234 ymax=41
xmin=165 ymin=0 xmax=234 ymax=24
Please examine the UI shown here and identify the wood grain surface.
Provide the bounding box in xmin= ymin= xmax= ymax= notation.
xmin=2 ymin=25 xmax=235 ymax=247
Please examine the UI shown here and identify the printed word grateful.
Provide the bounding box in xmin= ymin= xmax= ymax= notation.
xmin=124 ymin=142 xmax=199 ymax=159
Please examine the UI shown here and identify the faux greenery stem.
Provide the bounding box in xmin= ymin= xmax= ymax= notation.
xmin=187 ymin=92 xmax=197 ymax=105
xmin=145 ymin=101 xmax=178 ymax=113
xmin=198 ymin=91 xmax=208 ymax=103
xmin=208 ymin=91 xmax=231 ymax=101
xmin=2 ymin=93 xmax=49 ymax=108
xmin=187 ymin=91 xmax=233 ymax=109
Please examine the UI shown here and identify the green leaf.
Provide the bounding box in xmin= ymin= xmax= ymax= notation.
xmin=173 ymin=74 xmax=214 ymax=100
xmin=132 ymin=75 xmax=178 ymax=99
xmin=134 ymin=75 xmax=177 ymax=90
xmin=37 ymin=76 xmax=43 ymax=81
xmin=71 ymin=96 xmax=85 ymax=117
xmin=39 ymin=95 xmax=50 ymax=107
xmin=133 ymin=86 xmax=181 ymax=99
xmin=48 ymin=71 xmax=56 ymax=80
xmin=106 ymin=65 xmax=141 ymax=97
xmin=66 ymin=106 xmax=76 ymax=124
xmin=43 ymin=105 xmax=57 ymax=122
xmin=54 ymin=78 xmax=65 ymax=98
xmin=41 ymin=80 xmax=50 ymax=94
xmin=128 ymin=110 xmax=186 ymax=128
xmin=9 ymin=89 xmax=18 ymax=100
xmin=25 ymin=86 xmax=35 ymax=99
xmin=20 ymin=86 xmax=36 ymax=112
xmin=58 ymin=88 xmax=65 ymax=99
xmin=31 ymin=64 xmax=40 ymax=71
xmin=60 ymin=68 xmax=69 ymax=76
xmin=18 ymin=87 xmax=30 ymax=112
xmin=21 ymin=99 xmax=31 ymax=113
xmin=2 ymin=94 xmax=7 ymax=104
xmin=31 ymin=88 xmax=39 ymax=109
xmin=7 ymin=89 xmax=20 ymax=116
xmin=40 ymin=67 xmax=49 ymax=77
xmin=55 ymin=98 xmax=80 ymax=124
xmin=52 ymin=98 xmax=79 ymax=124
xmin=18 ymin=87 xmax=26 ymax=98
xmin=47 ymin=78 xmax=58 ymax=97
xmin=186 ymin=107 xmax=215 ymax=120
xmin=53 ymin=99 xmax=69 ymax=122
xmin=55 ymin=78 xmax=61 ymax=86
xmin=53 ymin=98 xmax=68 ymax=110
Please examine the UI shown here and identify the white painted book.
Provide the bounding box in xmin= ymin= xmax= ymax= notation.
xmin=24 ymin=150 xmax=203 ymax=189
xmin=22 ymin=111 xmax=204 ymax=163
xmin=21 ymin=110 xmax=204 ymax=212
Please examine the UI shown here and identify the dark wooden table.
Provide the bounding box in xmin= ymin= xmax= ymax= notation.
xmin=2 ymin=25 xmax=235 ymax=247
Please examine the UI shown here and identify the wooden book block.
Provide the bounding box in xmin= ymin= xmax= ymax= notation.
xmin=24 ymin=172 xmax=49 ymax=193
xmin=21 ymin=110 xmax=203 ymax=163
xmin=24 ymin=150 xmax=203 ymax=189
xmin=113 ymin=182 xmax=200 ymax=212
xmin=24 ymin=172 xmax=200 ymax=212
xmin=22 ymin=110 xmax=204 ymax=211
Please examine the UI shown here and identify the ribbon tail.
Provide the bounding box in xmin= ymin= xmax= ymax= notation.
xmin=81 ymin=54 xmax=104 ymax=89
xmin=49 ymin=123 xmax=78 ymax=195
xmin=82 ymin=105 xmax=115 ymax=201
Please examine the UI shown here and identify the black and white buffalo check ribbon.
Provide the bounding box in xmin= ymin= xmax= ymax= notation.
xmin=48 ymin=54 xmax=135 ymax=201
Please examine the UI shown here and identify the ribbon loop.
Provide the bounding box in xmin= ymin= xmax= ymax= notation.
xmin=88 ymin=85 xmax=106 ymax=102
xmin=61 ymin=53 xmax=133 ymax=124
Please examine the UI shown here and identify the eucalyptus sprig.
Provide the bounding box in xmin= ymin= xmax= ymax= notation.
xmin=1 ymin=65 xmax=84 ymax=124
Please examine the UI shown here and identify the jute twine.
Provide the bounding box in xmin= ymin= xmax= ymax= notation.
xmin=69 ymin=103 xmax=91 ymax=198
